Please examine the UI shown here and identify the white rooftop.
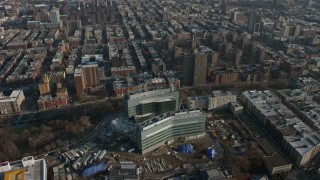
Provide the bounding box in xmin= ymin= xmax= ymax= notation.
xmin=141 ymin=110 xmax=202 ymax=131
xmin=285 ymin=131 xmax=320 ymax=156
xmin=0 ymin=90 xmax=23 ymax=103
xmin=6 ymin=157 xmax=46 ymax=180
xmin=242 ymin=90 xmax=281 ymax=104
xmin=10 ymin=90 xmax=23 ymax=98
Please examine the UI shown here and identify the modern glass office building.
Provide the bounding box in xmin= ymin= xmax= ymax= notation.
xmin=133 ymin=110 xmax=206 ymax=154
xmin=125 ymin=88 xmax=179 ymax=118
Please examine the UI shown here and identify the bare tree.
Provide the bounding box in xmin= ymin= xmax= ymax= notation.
xmin=56 ymin=139 xmax=64 ymax=147
xmin=80 ymin=116 xmax=91 ymax=128
xmin=44 ymin=145 xmax=51 ymax=152
xmin=2 ymin=141 xmax=18 ymax=156
xmin=21 ymin=129 xmax=31 ymax=140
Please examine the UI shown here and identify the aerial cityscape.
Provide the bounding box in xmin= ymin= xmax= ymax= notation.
xmin=0 ymin=0 xmax=320 ymax=179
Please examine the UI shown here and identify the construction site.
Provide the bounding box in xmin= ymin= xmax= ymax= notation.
xmin=95 ymin=122 xmax=224 ymax=177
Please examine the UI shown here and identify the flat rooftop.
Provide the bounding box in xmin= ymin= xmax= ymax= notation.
xmin=188 ymin=96 xmax=208 ymax=101
xmin=128 ymin=88 xmax=176 ymax=100
xmin=81 ymin=54 xmax=103 ymax=64
xmin=288 ymin=99 xmax=320 ymax=129
xmin=9 ymin=90 xmax=23 ymax=98
xmin=74 ymin=68 xmax=82 ymax=77
xmin=257 ymin=138 xmax=291 ymax=168
xmin=1 ymin=159 xmax=46 ymax=180
xmin=0 ymin=90 xmax=23 ymax=103
xmin=82 ymin=64 xmax=99 ymax=68
xmin=242 ymin=90 xmax=281 ymax=105
xmin=278 ymin=89 xmax=310 ymax=98
xmin=285 ymin=132 xmax=320 ymax=156
xmin=297 ymin=77 xmax=320 ymax=86
xmin=140 ymin=110 xmax=203 ymax=131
